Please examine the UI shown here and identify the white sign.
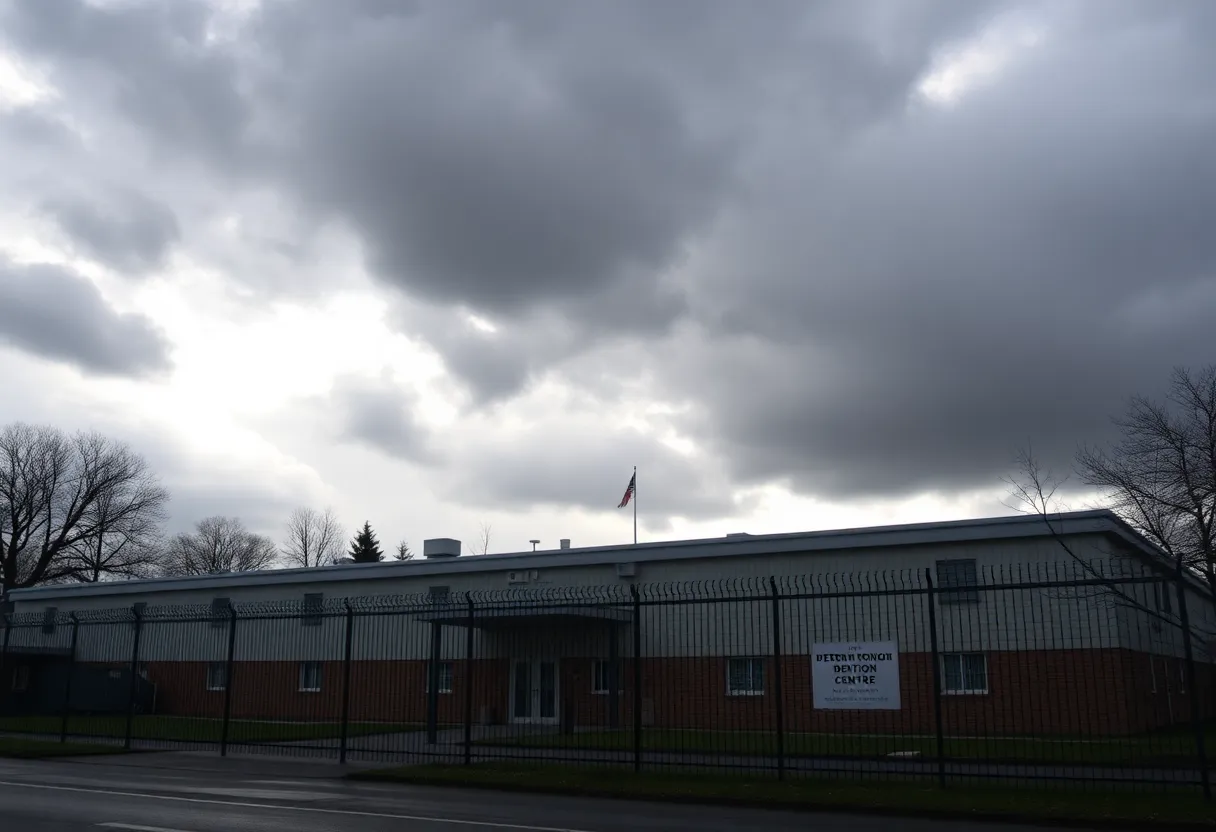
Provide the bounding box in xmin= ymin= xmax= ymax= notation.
xmin=812 ymin=641 xmax=901 ymax=710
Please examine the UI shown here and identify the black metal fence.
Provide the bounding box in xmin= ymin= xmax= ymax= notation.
xmin=1 ymin=561 xmax=1213 ymax=796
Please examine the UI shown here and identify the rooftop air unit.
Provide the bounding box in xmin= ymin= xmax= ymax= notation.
xmin=423 ymin=538 xmax=462 ymax=559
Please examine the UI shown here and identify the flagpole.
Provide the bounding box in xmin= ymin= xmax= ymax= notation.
xmin=633 ymin=465 xmax=637 ymax=545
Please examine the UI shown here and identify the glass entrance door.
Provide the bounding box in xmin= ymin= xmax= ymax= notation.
xmin=510 ymin=659 xmax=559 ymax=724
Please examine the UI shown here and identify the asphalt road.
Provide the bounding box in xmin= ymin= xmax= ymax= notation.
xmin=0 ymin=754 xmax=1087 ymax=831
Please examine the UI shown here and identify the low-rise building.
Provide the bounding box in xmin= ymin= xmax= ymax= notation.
xmin=2 ymin=509 xmax=1212 ymax=737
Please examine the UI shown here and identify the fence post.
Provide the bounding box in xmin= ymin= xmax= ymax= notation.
xmin=124 ymin=604 xmax=144 ymax=751
xmin=0 ymin=608 xmax=10 ymax=720
xmin=464 ymin=596 xmax=475 ymax=766
xmin=770 ymin=577 xmax=786 ymax=780
xmin=0 ymin=612 xmax=11 ymax=718
xmin=631 ymin=583 xmax=643 ymax=774
xmin=219 ymin=603 xmax=238 ymax=757
xmin=339 ymin=600 xmax=354 ymax=765
xmin=426 ymin=622 xmax=442 ymax=745
xmin=1176 ymin=574 xmax=1211 ymax=801
xmin=60 ymin=614 xmax=80 ymax=743
xmin=925 ymin=568 xmax=946 ymax=788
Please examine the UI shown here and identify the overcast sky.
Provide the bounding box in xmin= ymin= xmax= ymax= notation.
xmin=1 ymin=0 xmax=1213 ymax=555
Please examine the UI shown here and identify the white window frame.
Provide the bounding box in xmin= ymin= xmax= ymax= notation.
xmin=592 ymin=659 xmax=623 ymax=695
xmin=298 ymin=661 xmax=322 ymax=693
xmin=206 ymin=661 xmax=227 ymax=692
xmin=727 ymin=657 xmax=765 ymax=696
xmin=941 ymin=652 xmax=988 ymax=695
xmin=425 ymin=661 xmax=454 ymax=695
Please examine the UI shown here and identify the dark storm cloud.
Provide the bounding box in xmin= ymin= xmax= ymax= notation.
xmin=267 ymin=10 xmax=730 ymax=319
xmin=0 ymin=260 xmax=172 ymax=377
xmin=43 ymin=189 xmax=180 ymax=272
xmin=9 ymin=0 xmax=1216 ymax=512
xmin=328 ymin=375 xmax=433 ymax=463
xmin=658 ymin=0 xmax=1216 ymax=497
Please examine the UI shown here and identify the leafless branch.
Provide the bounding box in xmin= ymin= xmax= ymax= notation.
xmin=162 ymin=516 xmax=279 ymax=576
xmin=1076 ymin=365 xmax=1216 ymax=595
xmin=0 ymin=423 xmax=170 ymax=592
xmin=282 ymin=507 xmax=345 ymax=568
xmin=1005 ymin=443 xmax=1214 ymax=642
xmin=475 ymin=521 xmax=492 ymax=556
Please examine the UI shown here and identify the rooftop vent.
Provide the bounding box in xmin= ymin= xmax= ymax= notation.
xmin=423 ymin=538 xmax=462 ymax=559
xmin=559 ymin=538 xmax=571 ymax=550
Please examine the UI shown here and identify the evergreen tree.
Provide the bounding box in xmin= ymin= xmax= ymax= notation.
xmin=348 ymin=521 xmax=384 ymax=563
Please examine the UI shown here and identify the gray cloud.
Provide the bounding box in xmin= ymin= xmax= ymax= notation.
xmin=0 ymin=260 xmax=172 ymax=377
xmin=328 ymin=374 xmax=433 ymax=462
xmin=2 ymin=0 xmax=250 ymax=170
xmin=655 ymin=0 xmax=1216 ymax=497
xmin=442 ymin=420 xmax=742 ymax=524
xmin=43 ymin=189 xmax=180 ymax=272
xmin=7 ymin=0 xmax=1216 ymax=518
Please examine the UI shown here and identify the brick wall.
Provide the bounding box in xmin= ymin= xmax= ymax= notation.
xmin=133 ymin=647 xmax=1214 ymax=736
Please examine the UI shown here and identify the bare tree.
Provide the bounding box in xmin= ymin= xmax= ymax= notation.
xmin=475 ymin=520 xmax=492 ymax=555
xmin=0 ymin=423 xmax=170 ymax=593
xmin=1004 ymin=445 xmax=1184 ymax=620
xmin=394 ymin=540 xmax=413 ymax=561
xmin=282 ymin=507 xmax=345 ymax=568
xmin=63 ymin=479 xmax=169 ymax=582
xmin=162 ymin=516 xmax=279 ymax=576
xmin=1075 ymin=365 xmax=1216 ymax=594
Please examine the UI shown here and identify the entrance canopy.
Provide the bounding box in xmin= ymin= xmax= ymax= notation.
xmin=412 ymin=603 xmax=631 ymax=630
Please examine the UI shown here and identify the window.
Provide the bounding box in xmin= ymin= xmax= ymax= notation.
xmin=42 ymin=607 xmax=58 ymax=635
xmin=942 ymin=653 xmax=988 ymax=695
xmin=428 ymin=585 xmax=451 ymax=604
xmin=210 ymin=597 xmax=231 ymax=628
xmin=936 ymin=559 xmax=979 ymax=604
xmin=425 ymin=661 xmax=453 ymax=694
xmin=592 ymin=659 xmax=622 ymax=694
xmin=1155 ymin=581 xmax=1173 ymax=615
xmin=298 ymin=661 xmax=322 ymax=692
xmin=206 ymin=662 xmax=227 ymax=691
xmin=727 ymin=658 xmax=765 ymax=696
xmin=302 ymin=593 xmax=324 ymax=626
xmin=11 ymin=665 xmax=30 ymax=692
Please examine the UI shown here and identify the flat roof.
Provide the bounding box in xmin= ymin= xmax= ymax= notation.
xmin=5 ymin=508 xmax=1155 ymax=602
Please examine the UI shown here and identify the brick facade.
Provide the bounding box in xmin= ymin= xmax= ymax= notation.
xmin=124 ymin=646 xmax=1215 ymax=736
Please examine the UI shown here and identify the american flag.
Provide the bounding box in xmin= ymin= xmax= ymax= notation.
xmin=617 ymin=472 xmax=636 ymax=508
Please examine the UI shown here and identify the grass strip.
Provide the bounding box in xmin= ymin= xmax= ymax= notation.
xmin=0 ymin=737 xmax=127 ymax=759
xmin=479 ymin=728 xmax=1210 ymax=766
xmin=350 ymin=762 xmax=1216 ymax=829
xmin=0 ymin=715 xmax=424 ymax=743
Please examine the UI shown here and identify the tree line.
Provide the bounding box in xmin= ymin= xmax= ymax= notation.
xmin=0 ymin=422 xmax=417 ymax=595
